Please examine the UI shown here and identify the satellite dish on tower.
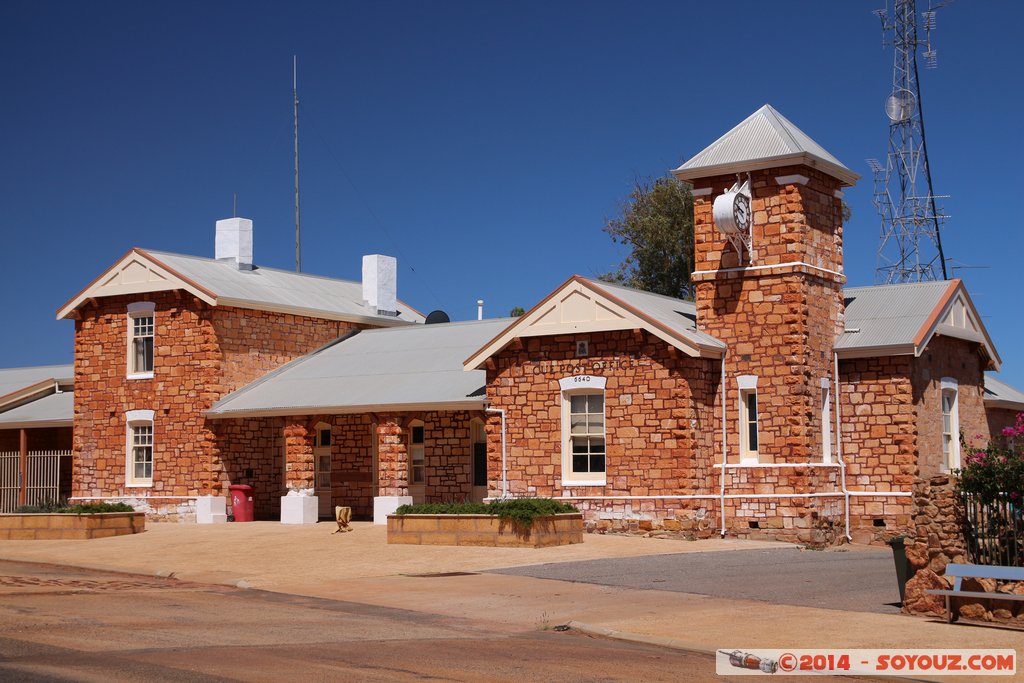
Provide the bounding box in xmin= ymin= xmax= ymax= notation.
xmin=885 ymin=89 xmax=917 ymax=123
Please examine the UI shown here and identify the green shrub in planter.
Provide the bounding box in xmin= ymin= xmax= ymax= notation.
xmin=395 ymin=498 xmax=578 ymax=528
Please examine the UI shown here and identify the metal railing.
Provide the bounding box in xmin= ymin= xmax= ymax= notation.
xmin=0 ymin=450 xmax=71 ymax=513
xmin=0 ymin=451 xmax=18 ymax=514
xmin=962 ymin=492 xmax=1023 ymax=567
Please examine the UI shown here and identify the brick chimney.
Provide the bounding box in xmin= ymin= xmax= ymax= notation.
xmin=673 ymin=105 xmax=858 ymax=464
xmin=215 ymin=217 xmax=254 ymax=270
xmin=362 ymin=254 xmax=397 ymax=316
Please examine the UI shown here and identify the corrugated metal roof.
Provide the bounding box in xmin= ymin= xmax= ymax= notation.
xmin=673 ymin=105 xmax=858 ymax=186
xmin=836 ymin=281 xmax=950 ymax=351
xmin=0 ymin=365 xmax=73 ymax=401
xmin=0 ymin=391 xmax=73 ymax=427
xmin=583 ymin=279 xmax=725 ymax=350
xmin=208 ymin=318 xmax=511 ymax=416
xmin=146 ymin=251 xmax=425 ymax=324
xmin=984 ymin=374 xmax=1024 ymax=409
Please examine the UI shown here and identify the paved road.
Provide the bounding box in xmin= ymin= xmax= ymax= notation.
xmin=0 ymin=560 xmax=754 ymax=682
xmin=491 ymin=546 xmax=903 ymax=614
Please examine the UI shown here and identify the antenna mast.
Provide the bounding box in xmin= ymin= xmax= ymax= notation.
xmin=293 ymin=55 xmax=301 ymax=273
xmin=868 ymin=0 xmax=949 ymax=283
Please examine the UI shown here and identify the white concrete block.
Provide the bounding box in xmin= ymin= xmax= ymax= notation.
xmin=362 ymin=254 xmax=397 ymax=314
xmin=196 ymin=495 xmax=228 ymax=524
xmin=373 ymin=495 xmax=413 ymax=524
xmin=216 ymin=217 xmax=254 ymax=269
xmin=280 ymin=494 xmax=319 ymax=524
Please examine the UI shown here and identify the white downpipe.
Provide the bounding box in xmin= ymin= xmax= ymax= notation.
xmin=834 ymin=352 xmax=852 ymax=542
xmin=719 ymin=356 xmax=728 ymax=538
xmin=486 ymin=407 xmax=507 ymax=498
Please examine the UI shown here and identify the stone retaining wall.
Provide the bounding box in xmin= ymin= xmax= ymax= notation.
xmin=387 ymin=513 xmax=583 ymax=547
xmin=0 ymin=512 xmax=145 ymax=540
xmin=901 ymin=475 xmax=1024 ymax=625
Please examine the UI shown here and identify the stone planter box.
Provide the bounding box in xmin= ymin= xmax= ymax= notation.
xmin=0 ymin=512 xmax=146 ymax=540
xmin=387 ymin=513 xmax=583 ymax=547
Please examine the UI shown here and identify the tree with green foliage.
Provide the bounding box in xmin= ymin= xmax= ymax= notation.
xmin=510 ymin=306 xmax=525 ymax=317
xmin=600 ymin=177 xmax=695 ymax=300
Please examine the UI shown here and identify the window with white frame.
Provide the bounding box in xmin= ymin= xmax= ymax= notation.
xmin=559 ymin=376 xmax=607 ymax=484
xmin=127 ymin=302 xmax=155 ymax=377
xmin=941 ymin=378 xmax=960 ymax=471
xmin=409 ymin=422 xmax=425 ymax=485
xmin=737 ymin=375 xmax=759 ymax=463
xmin=125 ymin=410 xmax=155 ymax=486
xmin=568 ymin=392 xmax=605 ymax=474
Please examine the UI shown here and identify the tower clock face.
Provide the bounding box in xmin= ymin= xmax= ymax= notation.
xmin=733 ymin=193 xmax=751 ymax=231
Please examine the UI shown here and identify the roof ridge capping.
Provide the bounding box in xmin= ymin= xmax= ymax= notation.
xmin=672 ymin=104 xmax=860 ymax=187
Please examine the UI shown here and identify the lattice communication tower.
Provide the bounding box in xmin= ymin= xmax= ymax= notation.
xmin=867 ymin=0 xmax=949 ymax=283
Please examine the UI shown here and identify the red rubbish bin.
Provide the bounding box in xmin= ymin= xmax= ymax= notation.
xmin=229 ymin=484 xmax=255 ymax=522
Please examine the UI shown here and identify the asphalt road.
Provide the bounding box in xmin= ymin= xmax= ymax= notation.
xmin=0 ymin=560 xmax=741 ymax=682
xmin=491 ymin=546 xmax=903 ymax=614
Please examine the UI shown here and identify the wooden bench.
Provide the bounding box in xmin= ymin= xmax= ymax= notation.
xmin=925 ymin=563 xmax=1024 ymax=624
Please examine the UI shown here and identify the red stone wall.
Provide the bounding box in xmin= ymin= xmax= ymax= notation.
xmin=72 ymin=291 xmax=221 ymax=517
xmin=485 ymin=328 xmax=720 ymax=530
xmin=837 ymin=356 xmax=917 ymax=543
xmin=212 ymin=307 xmax=354 ymax=395
xmin=692 ymin=167 xmax=845 ymax=467
xmin=691 ymin=166 xmax=844 ymax=276
xmin=912 ymin=335 xmax=990 ymax=476
xmin=423 ymin=411 xmax=480 ymax=501
xmin=212 ymin=416 xmax=284 ymax=520
xmin=71 ymin=291 xmax=359 ymax=519
xmin=329 ymin=414 xmax=376 ymax=519
xmin=376 ymin=418 xmax=408 ymax=497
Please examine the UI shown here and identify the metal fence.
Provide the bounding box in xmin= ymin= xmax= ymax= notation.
xmin=0 ymin=451 xmax=17 ymax=513
xmin=0 ymin=450 xmax=71 ymax=513
xmin=962 ymin=492 xmax=1024 ymax=567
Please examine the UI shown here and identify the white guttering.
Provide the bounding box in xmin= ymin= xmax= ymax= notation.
xmin=834 ymin=351 xmax=852 ymax=542
xmin=486 ymin=407 xmax=507 ymax=498
xmin=207 ymin=399 xmax=485 ymax=419
xmin=719 ymin=356 xmax=727 ymax=537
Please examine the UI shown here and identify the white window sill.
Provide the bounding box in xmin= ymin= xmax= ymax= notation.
xmin=125 ymin=482 xmax=153 ymax=488
xmin=561 ymin=478 xmax=607 ymax=487
xmin=127 ymin=372 xmax=154 ymax=380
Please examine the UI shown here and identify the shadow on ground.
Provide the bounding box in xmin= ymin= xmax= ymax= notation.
xmin=490 ymin=546 xmax=903 ymax=614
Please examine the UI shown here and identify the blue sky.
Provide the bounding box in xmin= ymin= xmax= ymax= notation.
xmin=2 ymin=1 xmax=1022 ymax=386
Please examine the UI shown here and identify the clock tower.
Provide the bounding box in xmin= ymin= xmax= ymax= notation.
xmin=673 ymin=105 xmax=858 ymax=466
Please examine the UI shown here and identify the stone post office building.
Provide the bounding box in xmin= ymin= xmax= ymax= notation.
xmin=2 ymin=105 xmax=1022 ymax=544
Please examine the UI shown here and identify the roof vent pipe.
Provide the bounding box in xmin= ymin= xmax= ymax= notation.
xmin=362 ymin=254 xmax=397 ymax=316
xmin=477 ymin=299 xmax=484 ymax=321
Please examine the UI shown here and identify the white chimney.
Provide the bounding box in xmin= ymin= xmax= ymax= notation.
xmin=362 ymin=254 xmax=397 ymax=315
xmin=215 ymin=217 xmax=254 ymax=270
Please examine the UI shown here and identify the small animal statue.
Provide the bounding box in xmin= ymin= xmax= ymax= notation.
xmin=333 ymin=505 xmax=353 ymax=533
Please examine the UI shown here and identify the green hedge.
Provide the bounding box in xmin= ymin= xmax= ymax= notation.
xmin=395 ymin=498 xmax=578 ymax=528
xmin=13 ymin=502 xmax=135 ymax=514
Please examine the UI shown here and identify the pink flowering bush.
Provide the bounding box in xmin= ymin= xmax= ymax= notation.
xmin=958 ymin=413 xmax=1024 ymax=504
